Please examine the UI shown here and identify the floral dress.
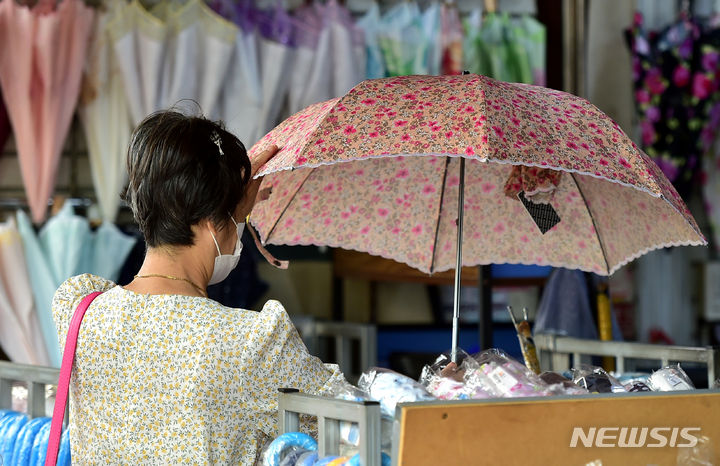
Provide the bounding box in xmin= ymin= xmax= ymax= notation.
xmin=52 ymin=274 xmax=345 ymax=465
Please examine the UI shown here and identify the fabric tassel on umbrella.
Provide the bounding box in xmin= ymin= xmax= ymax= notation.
xmin=249 ymin=74 xmax=705 ymax=359
xmin=0 ymin=0 xmax=95 ymax=223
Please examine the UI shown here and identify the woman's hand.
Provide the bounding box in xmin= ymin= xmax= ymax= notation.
xmin=238 ymin=145 xmax=279 ymax=219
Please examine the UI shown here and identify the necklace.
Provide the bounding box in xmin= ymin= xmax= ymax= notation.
xmin=134 ymin=274 xmax=207 ymax=297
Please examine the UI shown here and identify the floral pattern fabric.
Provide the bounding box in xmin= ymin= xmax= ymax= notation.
xmin=249 ymin=74 xmax=705 ymax=275
xmin=503 ymin=165 xmax=562 ymax=204
xmin=52 ymin=274 xmax=344 ymax=465
xmin=626 ymin=12 xmax=720 ymax=200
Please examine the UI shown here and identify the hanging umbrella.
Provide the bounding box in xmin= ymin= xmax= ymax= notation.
xmin=79 ymin=222 xmax=137 ymax=281
xmin=217 ymin=2 xmax=262 ymax=144
xmin=109 ymin=0 xmax=168 ymax=125
xmin=356 ymin=2 xmax=387 ymax=79
xmin=324 ymin=0 xmax=366 ymax=98
xmin=156 ymin=0 xmax=236 ymax=115
xmin=0 ymin=0 xmax=94 ymax=223
xmin=0 ymin=218 xmax=50 ymax=365
xmin=440 ymin=3 xmax=463 ymax=75
xmin=79 ymin=7 xmax=133 ymax=222
xmin=16 ymin=203 xmax=136 ymax=367
xmin=288 ymin=10 xmax=331 ymax=115
xmin=377 ymin=3 xmax=431 ymax=76
xmin=255 ymin=5 xmax=296 ymax=139
xmin=248 ymin=74 xmax=705 ymax=358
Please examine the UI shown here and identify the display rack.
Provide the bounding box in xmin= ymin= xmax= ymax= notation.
xmin=291 ymin=318 xmax=377 ymax=384
xmin=0 ymin=360 xmax=59 ymax=420
xmin=535 ymin=334 xmax=720 ymax=386
xmin=278 ymin=388 xmax=382 ymax=466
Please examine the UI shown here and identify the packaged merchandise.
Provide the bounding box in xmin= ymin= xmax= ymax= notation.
xmin=571 ymin=365 xmax=627 ymax=393
xmin=647 ymin=364 xmax=695 ymax=391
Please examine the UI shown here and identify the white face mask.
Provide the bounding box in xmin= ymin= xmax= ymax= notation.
xmin=208 ymin=216 xmax=244 ymax=285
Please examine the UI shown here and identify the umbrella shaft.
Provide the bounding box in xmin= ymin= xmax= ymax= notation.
xmin=452 ymin=158 xmax=466 ymax=363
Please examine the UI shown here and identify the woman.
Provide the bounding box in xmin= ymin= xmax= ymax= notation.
xmin=52 ymin=111 xmax=346 ymax=464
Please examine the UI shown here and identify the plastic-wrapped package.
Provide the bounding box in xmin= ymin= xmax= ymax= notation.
xmin=647 ymin=364 xmax=695 ymax=391
xmin=539 ymin=372 xmax=589 ymax=396
xmin=571 ymin=365 xmax=627 ymax=393
xmin=626 ymin=382 xmax=652 ymax=392
xmin=358 ymin=368 xmax=435 ymax=417
xmin=614 ymin=372 xmax=652 ymax=388
xmin=465 ymin=349 xmax=551 ymax=398
xmin=261 ymin=432 xmax=317 ymax=466
xmin=419 ymin=351 xmax=479 ymax=400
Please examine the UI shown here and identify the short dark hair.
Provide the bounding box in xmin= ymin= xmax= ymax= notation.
xmin=122 ymin=111 xmax=252 ymax=248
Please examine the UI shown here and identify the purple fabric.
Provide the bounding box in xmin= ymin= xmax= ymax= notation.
xmin=257 ymin=5 xmax=294 ymax=46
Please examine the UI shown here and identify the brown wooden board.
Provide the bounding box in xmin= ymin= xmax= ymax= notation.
xmin=333 ymin=248 xmax=480 ymax=285
xmin=395 ymin=391 xmax=720 ymax=465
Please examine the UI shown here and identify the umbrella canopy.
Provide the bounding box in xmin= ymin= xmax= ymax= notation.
xmin=249 ymin=74 xmax=705 ymax=276
xmin=0 ymin=0 xmax=94 ymax=223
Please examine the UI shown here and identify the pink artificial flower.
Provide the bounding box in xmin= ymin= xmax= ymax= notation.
xmin=673 ymin=64 xmax=690 ymax=87
xmin=692 ymin=73 xmax=714 ymax=99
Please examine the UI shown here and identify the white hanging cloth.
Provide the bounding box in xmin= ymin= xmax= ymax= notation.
xmin=218 ymin=25 xmax=263 ymax=145
xmin=80 ymin=7 xmax=132 ymax=222
xmin=109 ymin=0 xmax=167 ymax=125
xmin=326 ymin=0 xmax=366 ymax=97
xmin=157 ymin=0 xmax=236 ymax=115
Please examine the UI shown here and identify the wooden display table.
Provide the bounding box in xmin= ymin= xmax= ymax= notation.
xmin=393 ymin=390 xmax=720 ymax=465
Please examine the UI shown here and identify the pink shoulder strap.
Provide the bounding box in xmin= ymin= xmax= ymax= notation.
xmin=46 ymin=291 xmax=103 ymax=466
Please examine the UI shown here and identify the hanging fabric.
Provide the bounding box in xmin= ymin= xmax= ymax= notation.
xmin=356 ymin=3 xmax=386 ymax=79
xmin=518 ymin=15 xmax=547 ymax=85
xmin=422 ymin=2 xmax=442 ymax=76
xmin=377 ymin=2 xmax=430 ymax=76
xmin=626 ymin=12 xmax=720 ymax=201
xmin=157 ymin=0 xmax=236 ymax=116
xmin=255 ymin=5 xmax=296 ymax=138
xmin=0 ymin=218 xmax=50 ymax=365
xmin=440 ymin=3 xmax=463 ymax=75
xmin=0 ymin=0 xmax=95 ymax=223
xmin=289 ymin=6 xmax=331 ymax=114
xmin=217 ymin=3 xmax=263 ymax=145
xmin=109 ymin=0 xmax=168 ymax=125
xmin=79 ymin=5 xmax=133 ymax=222
xmin=325 ymin=0 xmax=366 ymax=96
xmin=16 ymin=203 xmax=136 ymax=367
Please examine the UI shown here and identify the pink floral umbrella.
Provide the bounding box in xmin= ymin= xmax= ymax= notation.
xmin=248 ymin=74 xmax=706 ymax=356
xmin=0 ymin=0 xmax=94 ymax=223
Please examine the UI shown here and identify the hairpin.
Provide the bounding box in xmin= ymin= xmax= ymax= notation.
xmin=211 ymin=131 xmax=224 ymax=156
